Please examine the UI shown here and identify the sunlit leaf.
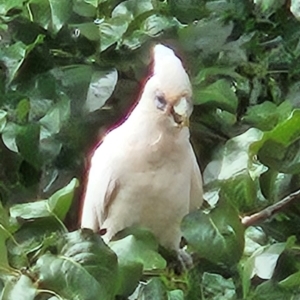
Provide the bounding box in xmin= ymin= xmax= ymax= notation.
xmin=112 ymin=0 xmax=154 ymax=20
xmin=1 ymin=275 xmax=37 ymax=300
xmin=204 ymin=128 xmax=265 ymax=184
xmin=242 ymin=236 xmax=296 ymax=297
xmin=0 ymin=110 xmax=7 ymax=133
xmin=85 ymin=69 xmax=118 ymax=112
xmin=10 ymin=179 xmax=78 ymax=221
xmin=2 ymin=123 xmax=21 ymax=153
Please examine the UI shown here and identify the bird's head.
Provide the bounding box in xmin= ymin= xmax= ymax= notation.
xmin=139 ymin=44 xmax=193 ymax=128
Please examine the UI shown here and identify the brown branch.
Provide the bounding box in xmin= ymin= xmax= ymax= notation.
xmin=241 ymin=189 xmax=300 ymax=227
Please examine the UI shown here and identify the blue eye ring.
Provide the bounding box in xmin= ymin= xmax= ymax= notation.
xmin=155 ymin=94 xmax=167 ymax=110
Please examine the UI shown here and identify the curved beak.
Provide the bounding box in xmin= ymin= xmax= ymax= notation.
xmin=171 ymin=97 xmax=193 ymax=127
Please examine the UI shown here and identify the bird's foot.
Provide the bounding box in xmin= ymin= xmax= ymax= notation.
xmin=177 ymin=248 xmax=193 ymax=270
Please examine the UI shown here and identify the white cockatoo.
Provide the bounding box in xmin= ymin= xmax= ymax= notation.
xmin=81 ymin=44 xmax=203 ymax=251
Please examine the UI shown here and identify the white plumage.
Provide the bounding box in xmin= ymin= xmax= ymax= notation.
xmin=81 ymin=44 xmax=203 ymax=250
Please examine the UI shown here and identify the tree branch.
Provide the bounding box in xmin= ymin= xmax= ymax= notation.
xmin=241 ymin=189 xmax=300 ymax=227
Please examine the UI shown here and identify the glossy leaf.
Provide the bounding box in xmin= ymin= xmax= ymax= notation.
xmin=85 ymin=69 xmax=118 ymax=112
xmin=99 ymin=18 xmax=129 ymax=51
xmin=194 ymin=79 xmax=238 ymax=113
xmin=1 ymin=275 xmax=37 ymax=300
xmin=28 ymin=0 xmax=72 ymax=33
xmin=35 ymin=229 xmax=118 ymax=300
xmin=201 ymin=273 xmax=237 ymax=300
xmin=0 ymin=110 xmax=7 ymax=133
xmin=110 ymin=227 xmax=166 ymax=296
xmin=182 ymin=200 xmax=245 ymax=266
xmin=10 ymin=179 xmax=78 ymax=222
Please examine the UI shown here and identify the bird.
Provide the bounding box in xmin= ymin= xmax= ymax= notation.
xmin=80 ymin=44 xmax=203 ymax=253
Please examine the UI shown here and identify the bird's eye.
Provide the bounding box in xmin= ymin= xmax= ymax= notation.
xmin=155 ymin=94 xmax=167 ymax=110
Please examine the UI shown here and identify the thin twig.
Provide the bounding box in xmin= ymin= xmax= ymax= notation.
xmin=241 ymin=189 xmax=300 ymax=227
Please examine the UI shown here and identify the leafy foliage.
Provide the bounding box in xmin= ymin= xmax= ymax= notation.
xmin=1 ymin=0 xmax=300 ymax=299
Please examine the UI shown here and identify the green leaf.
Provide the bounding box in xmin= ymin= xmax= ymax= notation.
xmin=142 ymin=15 xmax=178 ymax=37
xmin=73 ymin=0 xmax=96 ymax=17
xmin=16 ymin=99 xmax=30 ymax=123
xmin=258 ymin=138 xmax=300 ymax=174
xmin=178 ymin=18 xmax=233 ymax=53
xmin=169 ymin=0 xmax=209 ymax=23
xmin=1 ymin=123 xmax=20 ymax=153
xmin=251 ymin=110 xmax=300 ymax=153
xmin=253 ymin=280 xmax=291 ymax=300
xmin=193 ymin=67 xmax=243 ymax=85
xmin=168 ymin=289 xmax=184 ymax=300
xmin=0 ymin=35 xmax=44 ymax=85
xmin=0 ymin=42 xmax=27 ymax=86
xmin=201 ymin=273 xmax=237 ymax=300
xmin=85 ymin=69 xmax=118 ymax=113
xmin=35 ymin=229 xmax=118 ymax=300
xmin=0 ymin=0 xmax=24 ymax=16
xmin=69 ymin=23 xmax=101 ymax=41
xmin=220 ymin=173 xmax=261 ymax=212
xmin=120 ymin=29 xmax=147 ymax=50
xmin=204 ymin=128 xmax=265 ymax=184
xmin=84 ymin=0 xmax=100 ymax=7
xmin=279 ymin=270 xmax=300 ymax=289
xmin=99 ymin=17 xmax=129 ymax=52
xmin=28 ymin=0 xmax=72 ymax=33
xmin=181 ymin=200 xmax=245 ymax=266
xmin=110 ymin=227 xmax=166 ymax=271
xmin=110 ymin=227 xmax=166 ymax=296
xmin=16 ymin=123 xmax=41 ymax=168
xmin=10 ymin=179 xmax=78 ymax=222
xmin=255 ymin=0 xmax=285 ymax=17
xmin=242 ymin=241 xmax=289 ymax=297
xmin=10 ymin=201 xmax=51 ymax=220
xmin=138 ymin=278 xmax=167 ymax=300
xmin=112 ymin=0 xmax=154 ymax=20
xmin=39 ymin=96 xmax=70 ymax=137
xmin=0 ymin=275 xmax=37 ymax=300
xmin=250 ymin=110 xmax=300 ymax=173
xmin=0 ymin=202 xmax=11 ymax=271
xmin=194 ymin=79 xmax=238 ymax=113
xmin=243 ymin=101 xmax=292 ymax=131
xmin=50 ymin=65 xmax=93 ymax=107
xmin=0 ymin=110 xmax=7 ymax=133
xmin=48 ymin=0 xmax=72 ymax=33
xmin=47 ymin=178 xmax=79 ymax=221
